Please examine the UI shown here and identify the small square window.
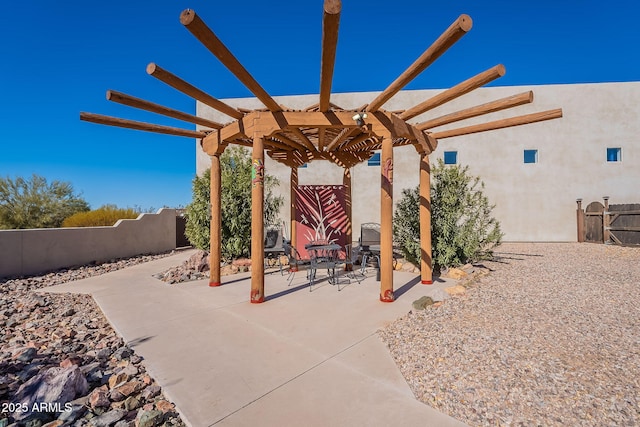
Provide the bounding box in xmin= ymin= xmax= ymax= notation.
xmin=299 ymin=163 xmax=308 ymax=168
xmin=368 ymin=152 xmax=381 ymax=166
xmin=443 ymin=151 xmax=457 ymax=165
xmin=607 ymin=147 xmax=621 ymax=162
xmin=524 ymin=149 xmax=538 ymax=164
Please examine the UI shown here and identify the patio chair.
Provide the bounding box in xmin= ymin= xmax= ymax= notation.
xmin=264 ymin=225 xmax=285 ymax=273
xmin=307 ymin=242 xmax=339 ymax=291
xmin=282 ymin=241 xmax=308 ymax=285
xmin=359 ymin=223 xmax=381 ymax=275
xmin=343 ymin=244 xmax=365 ymax=284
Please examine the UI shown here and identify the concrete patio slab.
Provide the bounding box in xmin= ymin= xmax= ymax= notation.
xmin=43 ymin=250 xmax=467 ymax=427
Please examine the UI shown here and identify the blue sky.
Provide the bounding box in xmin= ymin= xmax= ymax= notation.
xmin=1 ymin=0 xmax=638 ymax=210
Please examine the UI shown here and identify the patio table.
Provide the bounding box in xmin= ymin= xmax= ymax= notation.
xmin=305 ymin=243 xmax=343 ymax=287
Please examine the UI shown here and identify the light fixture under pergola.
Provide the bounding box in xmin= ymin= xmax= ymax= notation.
xmin=81 ymin=1 xmax=562 ymax=303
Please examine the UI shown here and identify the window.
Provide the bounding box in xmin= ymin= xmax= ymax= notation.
xmin=607 ymin=147 xmax=622 ymax=162
xmin=368 ymin=152 xmax=381 ymax=166
xmin=443 ymin=151 xmax=457 ymax=165
xmin=299 ymin=163 xmax=308 ymax=168
xmin=524 ymin=149 xmax=538 ymax=164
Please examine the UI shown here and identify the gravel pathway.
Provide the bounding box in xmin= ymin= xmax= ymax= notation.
xmin=379 ymin=242 xmax=640 ymax=426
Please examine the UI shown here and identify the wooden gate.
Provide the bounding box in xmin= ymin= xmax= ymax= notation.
xmin=577 ymin=198 xmax=640 ymax=246
xmin=584 ymin=201 xmax=604 ymax=243
xmin=608 ymin=203 xmax=640 ymax=245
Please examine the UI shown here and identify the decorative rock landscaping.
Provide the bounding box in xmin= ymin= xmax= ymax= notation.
xmin=381 ymin=242 xmax=640 ymax=426
xmin=0 ymin=253 xmax=186 ymax=427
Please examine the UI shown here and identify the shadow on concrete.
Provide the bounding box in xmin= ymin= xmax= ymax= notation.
xmin=265 ymin=282 xmax=310 ymax=301
xmin=220 ymin=275 xmax=252 ymax=286
xmin=393 ymin=276 xmax=421 ymax=300
xmin=127 ymin=335 xmax=155 ymax=348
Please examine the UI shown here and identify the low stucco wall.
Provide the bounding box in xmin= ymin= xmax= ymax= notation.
xmin=0 ymin=208 xmax=177 ymax=278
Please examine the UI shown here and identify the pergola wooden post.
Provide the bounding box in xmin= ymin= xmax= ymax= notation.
xmin=250 ymin=133 xmax=265 ymax=303
xmin=81 ymin=6 xmax=563 ymax=305
xmin=380 ymin=137 xmax=394 ymax=302
xmin=290 ymin=166 xmax=299 ymax=271
xmin=209 ymin=153 xmax=222 ymax=287
xmin=419 ymin=153 xmax=433 ymax=284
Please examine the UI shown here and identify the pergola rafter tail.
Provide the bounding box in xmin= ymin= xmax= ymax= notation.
xmin=180 ymin=9 xmax=282 ymax=113
xmin=319 ymin=0 xmax=341 ymax=112
xmin=367 ymin=14 xmax=473 ymax=112
xmin=146 ymin=63 xmax=243 ymax=120
xmin=106 ymin=90 xmax=224 ymax=130
xmin=80 ymin=112 xmax=207 ymax=139
xmin=431 ymin=108 xmax=564 ymax=139
xmin=401 ymin=64 xmax=506 ymax=120
xmin=416 ymin=90 xmax=534 ymax=130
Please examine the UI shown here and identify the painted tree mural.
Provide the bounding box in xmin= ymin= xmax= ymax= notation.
xmin=295 ymin=185 xmax=348 ymax=259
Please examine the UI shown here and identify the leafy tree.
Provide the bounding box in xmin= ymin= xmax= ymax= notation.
xmin=0 ymin=174 xmax=90 ymax=229
xmin=393 ymin=159 xmax=503 ymax=270
xmin=185 ymin=146 xmax=283 ymax=260
xmin=62 ymin=204 xmax=140 ymax=227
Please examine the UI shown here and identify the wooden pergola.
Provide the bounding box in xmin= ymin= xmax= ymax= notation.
xmin=81 ymin=1 xmax=562 ymax=303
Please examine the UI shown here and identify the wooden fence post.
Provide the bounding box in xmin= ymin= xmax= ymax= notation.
xmin=576 ymin=199 xmax=585 ymax=243
xmin=603 ymin=196 xmax=610 ymax=244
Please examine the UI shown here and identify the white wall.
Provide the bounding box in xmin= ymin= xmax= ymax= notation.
xmin=0 ymin=208 xmax=177 ymax=278
xmin=196 ymin=81 xmax=640 ymax=242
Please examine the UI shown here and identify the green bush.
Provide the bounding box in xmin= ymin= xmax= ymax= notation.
xmin=0 ymin=174 xmax=89 ymax=229
xmin=393 ymin=187 xmax=422 ymax=266
xmin=185 ymin=146 xmax=283 ymax=261
xmin=393 ymin=159 xmax=503 ymax=271
xmin=62 ymin=205 xmax=140 ymax=227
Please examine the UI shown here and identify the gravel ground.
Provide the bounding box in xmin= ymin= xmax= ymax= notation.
xmin=379 ymin=242 xmax=640 ymax=426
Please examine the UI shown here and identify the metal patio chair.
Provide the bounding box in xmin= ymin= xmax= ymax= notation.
xmin=342 ymin=243 xmax=365 ymax=284
xmin=264 ymin=225 xmax=285 ymax=273
xmin=358 ymin=223 xmax=381 ymax=275
xmin=307 ymin=241 xmax=341 ymax=291
xmin=282 ymin=241 xmax=308 ymax=285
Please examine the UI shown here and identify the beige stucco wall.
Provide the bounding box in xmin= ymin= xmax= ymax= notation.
xmin=0 ymin=208 xmax=177 ymax=278
xmin=196 ymin=81 xmax=640 ymax=242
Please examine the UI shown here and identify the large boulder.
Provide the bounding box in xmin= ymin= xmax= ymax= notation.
xmin=13 ymin=365 xmax=89 ymax=420
xmin=184 ymin=250 xmax=209 ymax=272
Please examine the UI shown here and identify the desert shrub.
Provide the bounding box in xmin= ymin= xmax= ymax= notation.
xmin=393 ymin=187 xmax=422 ymax=266
xmin=185 ymin=146 xmax=283 ymax=260
xmin=62 ymin=205 xmax=140 ymax=227
xmin=393 ymin=159 xmax=503 ymax=270
xmin=0 ymin=174 xmax=89 ymax=229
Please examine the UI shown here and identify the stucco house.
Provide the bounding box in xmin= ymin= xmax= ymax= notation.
xmin=195 ymin=81 xmax=640 ymax=243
